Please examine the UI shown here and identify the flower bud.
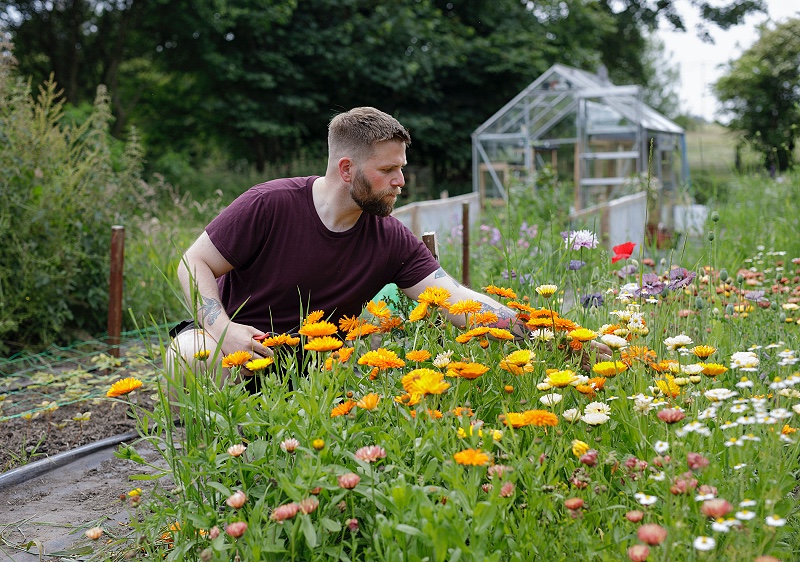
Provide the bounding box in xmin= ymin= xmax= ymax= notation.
xmin=625 ymin=510 xmax=644 ymax=523
xmin=564 ymin=497 xmax=584 ymax=510
xmin=637 ymin=523 xmax=667 ymax=545
xmin=707 ymin=231 xmax=715 ymax=241
xmin=208 ymin=526 xmax=220 ymax=539
xmin=225 ymin=521 xmax=248 ymax=538
xmin=710 ymin=211 xmax=720 ymax=222
xmin=85 ymin=527 xmax=103 ymax=540
xmin=627 ymin=544 xmax=650 ymax=562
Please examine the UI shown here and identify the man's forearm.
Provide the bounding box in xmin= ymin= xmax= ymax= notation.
xmin=433 ymin=271 xmax=523 ymax=335
xmin=177 ymin=257 xmax=232 ymax=338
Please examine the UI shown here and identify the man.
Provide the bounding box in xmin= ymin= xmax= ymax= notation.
xmin=169 ymin=107 xmax=574 ymax=372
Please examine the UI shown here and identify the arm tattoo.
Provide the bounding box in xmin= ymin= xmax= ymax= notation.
xmin=200 ymin=296 xmax=223 ymax=326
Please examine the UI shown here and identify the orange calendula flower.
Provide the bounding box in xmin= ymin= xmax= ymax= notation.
xmin=394 ymin=392 xmax=423 ymax=406
xmin=331 ymin=400 xmax=356 ymax=418
xmin=621 ymin=345 xmax=658 ymax=367
xmin=692 ymin=345 xmax=717 ymax=359
xmin=325 ymin=347 xmax=355 ymax=370
xmin=345 ymin=323 xmax=380 ymax=340
xmin=304 ymin=336 xmax=343 ymax=353
xmin=366 ymin=300 xmax=392 ymax=319
xmin=356 ymin=393 xmax=380 ymax=410
xmin=470 ymin=311 xmax=499 ymax=325
xmin=107 ymin=377 xmax=143 ymax=397
xmin=245 ymin=357 xmax=274 ymax=371
xmin=410 ymin=409 xmax=443 ymax=420
xmin=379 ymin=316 xmax=403 ymax=332
xmin=418 ymin=286 xmax=452 ymax=309
xmin=488 ymin=328 xmax=515 ymax=341
xmin=592 ymin=361 xmax=628 ymax=377
xmin=499 ymin=349 xmax=535 ymax=375
xmin=455 ymin=326 xmax=490 ymax=343
xmin=522 ymin=409 xmax=559 ymax=427
xmin=453 ymin=448 xmax=491 ymax=466
xmin=484 ymin=285 xmax=517 ymax=299
xmin=568 ymin=339 xmax=584 ymax=351
xmin=449 ymin=300 xmax=483 ymax=316
xmin=408 ymin=302 xmax=429 ymax=322
xmin=303 ymin=310 xmax=325 ymax=325
xmin=358 ymin=348 xmax=405 ymax=370
xmin=568 ymin=328 xmax=598 ymax=342
xmin=299 ymin=321 xmax=338 ymax=338
xmin=452 ymin=406 xmax=475 ymax=417
xmin=406 ymin=349 xmax=432 ymax=362
xmin=222 ymin=351 xmax=253 ymax=369
xmin=401 ymin=368 xmax=451 ymax=395
xmin=447 ymin=361 xmax=490 ymax=380
xmin=338 ymin=315 xmax=363 ymax=333
xmin=257 ymin=333 xmax=300 ymax=347
xmin=701 ymin=363 xmax=728 ymax=377
xmin=507 ymin=301 xmax=535 ymax=314
xmin=782 ymin=424 xmax=797 ymax=435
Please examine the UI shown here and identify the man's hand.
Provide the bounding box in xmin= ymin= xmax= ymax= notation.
xmin=578 ymin=340 xmax=613 ymax=372
xmin=213 ymin=321 xmax=273 ymax=360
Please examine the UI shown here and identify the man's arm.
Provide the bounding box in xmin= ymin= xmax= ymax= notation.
xmin=177 ymin=232 xmax=271 ymax=357
xmin=401 ymin=267 xmax=525 ymax=336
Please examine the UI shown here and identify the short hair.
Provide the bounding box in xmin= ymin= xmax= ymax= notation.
xmin=328 ymin=107 xmax=411 ymax=162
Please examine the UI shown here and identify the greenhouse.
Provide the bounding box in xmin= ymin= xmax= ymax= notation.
xmin=472 ymin=63 xmax=689 ymax=225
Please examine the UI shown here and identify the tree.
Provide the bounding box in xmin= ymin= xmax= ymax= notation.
xmin=714 ymin=18 xmax=800 ymax=172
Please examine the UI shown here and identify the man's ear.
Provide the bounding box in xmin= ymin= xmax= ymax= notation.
xmin=338 ymin=157 xmax=353 ymax=183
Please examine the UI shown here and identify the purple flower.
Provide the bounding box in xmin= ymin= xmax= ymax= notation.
xmin=635 ymin=273 xmax=666 ymax=297
xmin=581 ymin=293 xmax=604 ymax=308
xmin=616 ymin=264 xmax=638 ymax=278
xmin=519 ymin=221 xmax=538 ymax=239
xmin=561 ymin=229 xmax=599 ymax=251
xmin=744 ymin=290 xmax=767 ymax=303
xmin=666 ymin=267 xmax=696 ymax=290
xmin=567 ymin=260 xmax=586 ymax=271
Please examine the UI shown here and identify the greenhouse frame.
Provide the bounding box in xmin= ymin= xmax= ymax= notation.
xmin=472 ymin=63 xmax=689 ymax=225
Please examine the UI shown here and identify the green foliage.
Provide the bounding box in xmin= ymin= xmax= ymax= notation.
xmin=0 ymin=56 xmax=201 ymax=353
xmin=714 ymin=18 xmax=800 ymax=171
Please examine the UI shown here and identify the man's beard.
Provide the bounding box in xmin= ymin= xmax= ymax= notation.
xmin=349 ymin=168 xmax=397 ymax=217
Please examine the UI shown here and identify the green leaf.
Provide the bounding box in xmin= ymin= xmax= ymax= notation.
xmin=319 ymin=517 xmax=342 ymax=533
xmin=300 ymin=514 xmax=317 ymax=549
xmin=395 ymin=523 xmax=422 ymax=536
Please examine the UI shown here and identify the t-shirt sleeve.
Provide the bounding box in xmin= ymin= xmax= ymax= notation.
xmin=390 ymin=223 xmax=440 ymax=289
xmin=205 ymin=188 xmax=268 ymax=269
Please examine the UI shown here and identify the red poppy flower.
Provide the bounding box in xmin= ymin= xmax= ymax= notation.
xmin=611 ymin=241 xmax=636 ymax=263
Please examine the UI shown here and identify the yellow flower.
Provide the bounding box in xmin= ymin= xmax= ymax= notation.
xmin=128 ymin=488 xmax=142 ymax=497
xmin=394 ymin=392 xmax=423 ymax=406
xmin=488 ymin=328 xmax=515 ymax=341
xmin=245 ymin=357 xmax=274 ymax=371
xmin=312 ymin=439 xmax=325 ymax=450
xmin=782 ymin=424 xmax=797 ymax=435
xmin=194 ymin=349 xmax=211 ymax=361
xmin=356 ymin=393 xmax=381 ymax=410
xmin=545 ymin=369 xmax=579 ymax=388
xmin=331 ymin=400 xmax=356 ymax=417
xmin=691 ymin=345 xmax=717 ymax=359
xmin=366 ymin=300 xmax=392 ymax=319
xmin=401 ymin=368 xmax=451 ymax=395
xmin=503 ymin=349 xmax=534 ymax=366
xmin=535 ymin=284 xmax=558 ymax=298
xmin=303 ymin=310 xmax=325 ymax=325
xmin=455 ymin=326 xmax=490 ymax=343
xmin=406 ymin=349 xmax=431 ymax=362
xmin=571 ymin=439 xmax=589 ymax=457
xmin=502 ymin=412 xmax=529 ymax=428
xmin=655 ymin=375 xmax=681 ymax=398
xmin=591 ymin=361 xmax=628 ymax=377
xmin=449 ymin=299 xmax=483 ymax=316
xmin=470 ymin=311 xmax=499 ymax=325
xmin=568 ymin=328 xmax=598 ymax=342
xmin=701 ymin=363 xmax=728 ymax=377
xmin=418 ymin=286 xmax=452 ymax=309
xmin=358 ymin=348 xmax=405 ymax=370
xmin=484 ymin=285 xmax=517 ymax=299
xmin=222 ymin=351 xmax=252 ymax=369
xmin=447 ymin=361 xmax=490 ymax=380
xmin=303 ymin=336 xmax=343 ymax=352
xmin=107 ymin=377 xmax=143 ymax=397
xmin=299 ymin=321 xmax=338 ymax=338
xmin=408 ymin=302 xmax=429 ymax=321
xmin=453 ymin=448 xmax=491 ymax=466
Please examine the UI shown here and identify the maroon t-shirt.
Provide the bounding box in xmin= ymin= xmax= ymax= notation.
xmin=206 ymin=176 xmax=440 ymax=334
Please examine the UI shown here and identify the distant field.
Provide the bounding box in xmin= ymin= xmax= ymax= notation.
xmin=684 ymin=122 xmax=762 ymax=174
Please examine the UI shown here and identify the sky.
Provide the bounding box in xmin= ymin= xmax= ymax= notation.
xmin=655 ymin=0 xmax=799 ymax=121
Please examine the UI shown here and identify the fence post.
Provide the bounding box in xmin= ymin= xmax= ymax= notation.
xmin=108 ymin=225 xmax=125 ymax=358
xmin=461 ymin=202 xmax=470 ymax=287
xmin=422 ymin=231 xmax=438 ymax=261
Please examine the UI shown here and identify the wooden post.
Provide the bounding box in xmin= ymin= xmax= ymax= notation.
xmin=461 ymin=202 xmax=470 ymax=287
xmin=108 ymin=225 xmax=125 ymax=357
xmin=422 ymin=231 xmax=438 ymax=261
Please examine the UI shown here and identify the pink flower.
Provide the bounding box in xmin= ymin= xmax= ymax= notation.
xmin=564 ymin=497 xmax=584 ymax=510
xmin=657 ymin=409 xmax=685 ymax=424
xmin=481 ymin=483 xmax=493 ymax=493
xmin=627 ymin=544 xmax=650 ymax=562
xmin=338 ymin=473 xmax=361 ymax=489
xmin=637 ymin=524 xmax=667 ymax=545
xmin=669 ymin=472 xmax=698 ymax=495
xmin=580 ymin=450 xmax=598 ymax=467
xmin=226 ymin=490 xmax=247 ymax=509
xmin=687 ymin=452 xmax=709 ymax=471
xmin=298 ymin=497 xmax=319 ymax=515
xmin=499 ymin=481 xmax=514 ymax=498
xmin=697 ymin=484 xmax=717 ymax=497
xmin=487 ymin=464 xmax=514 ymax=479
xmin=280 ymin=438 xmax=300 ymax=453
xmin=227 ymin=443 xmax=246 ymax=457
xmin=225 ymin=521 xmax=247 ymax=538
xmin=701 ymin=498 xmax=732 ymax=518
xmin=626 ymin=510 xmax=644 ymax=523
xmin=354 ymin=445 xmax=387 ymax=463
xmin=208 ymin=526 xmax=220 ymax=539
xmin=270 ymin=502 xmax=300 ymax=523
xmin=346 ymin=518 xmax=359 ymax=532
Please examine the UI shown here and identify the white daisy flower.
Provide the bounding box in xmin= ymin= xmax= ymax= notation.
xmin=693 ymin=536 xmax=716 ymax=551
